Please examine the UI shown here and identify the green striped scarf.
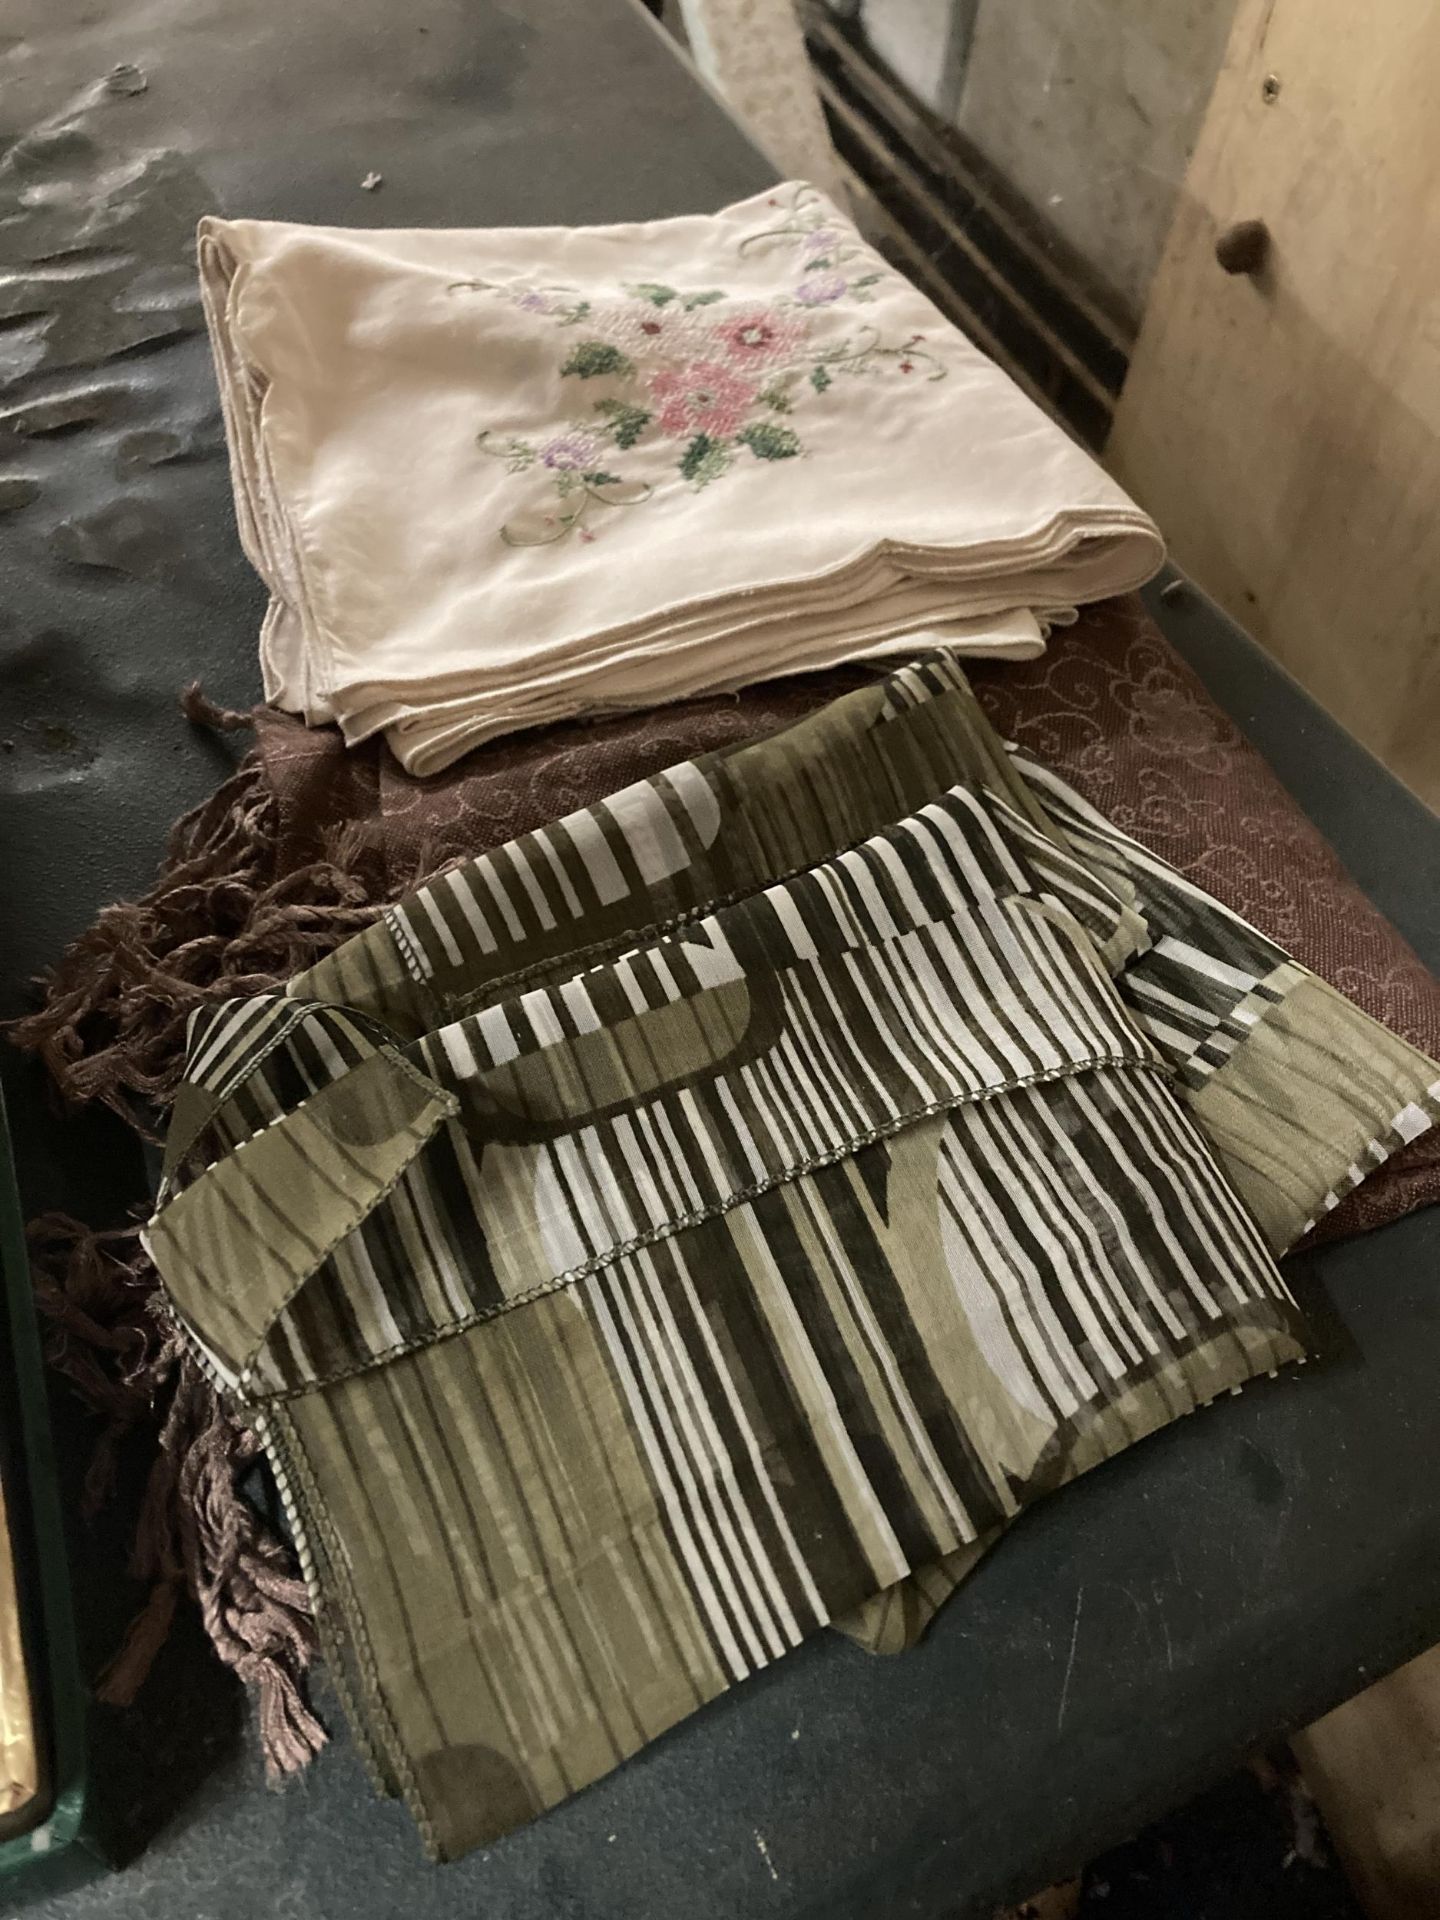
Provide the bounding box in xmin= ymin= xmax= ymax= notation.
xmin=145 ymin=655 xmax=1439 ymax=1858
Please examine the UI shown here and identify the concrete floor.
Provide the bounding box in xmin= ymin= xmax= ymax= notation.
xmin=999 ymin=1755 xmax=1363 ymax=1917
xmin=1295 ymin=1648 xmax=1440 ymax=1920
xmin=1002 ymin=1651 xmax=1440 ymax=1920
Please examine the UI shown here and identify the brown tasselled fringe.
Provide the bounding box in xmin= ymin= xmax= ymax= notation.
xmin=8 ymin=734 xmax=405 ymax=1778
xmin=8 ymin=753 xmax=385 ymax=1133
xmin=27 ymin=1217 xmax=327 ymax=1776
xmin=179 ymin=680 xmax=256 ymax=734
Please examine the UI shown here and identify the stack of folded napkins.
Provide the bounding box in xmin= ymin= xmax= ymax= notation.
xmin=200 ymin=183 xmax=1163 ymax=773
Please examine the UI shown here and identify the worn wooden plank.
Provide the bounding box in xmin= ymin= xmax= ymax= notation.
xmin=1295 ymin=1646 xmax=1440 ymax=1920
xmin=0 ymin=1475 xmax=38 ymax=1830
xmin=1107 ymin=0 xmax=1440 ymax=808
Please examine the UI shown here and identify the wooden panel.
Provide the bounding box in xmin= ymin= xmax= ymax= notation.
xmin=0 ymin=1475 xmax=38 ymax=1829
xmin=1294 ymin=1645 xmax=1440 ymax=1920
xmin=1107 ymin=0 xmax=1440 ymax=809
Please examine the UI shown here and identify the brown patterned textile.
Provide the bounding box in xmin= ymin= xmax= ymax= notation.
xmin=12 ymin=593 xmax=1436 ymax=1770
xmin=254 ymin=595 xmax=1440 ymax=1245
xmin=255 ymin=670 xmax=872 ymax=891
xmin=972 ymin=599 xmax=1440 ymax=1243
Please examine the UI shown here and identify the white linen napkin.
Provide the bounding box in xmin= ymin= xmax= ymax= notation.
xmin=199 ymin=183 xmax=1163 ymax=772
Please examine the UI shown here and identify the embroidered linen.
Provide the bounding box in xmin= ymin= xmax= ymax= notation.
xmin=146 ymin=657 xmax=1437 ymax=1860
xmin=197 ymin=184 xmax=1162 ymax=772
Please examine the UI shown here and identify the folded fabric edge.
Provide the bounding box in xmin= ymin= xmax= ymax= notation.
xmin=243 ymin=1053 xmax=1175 ymax=1406
xmin=259 ymin=1291 xmax=1309 ymax=1860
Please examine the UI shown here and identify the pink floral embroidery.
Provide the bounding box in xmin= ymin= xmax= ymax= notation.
xmin=713 ymin=307 xmax=808 ymax=366
xmin=648 ymin=359 xmax=758 ymax=439
xmin=461 ymin=185 xmax=948 ymax=545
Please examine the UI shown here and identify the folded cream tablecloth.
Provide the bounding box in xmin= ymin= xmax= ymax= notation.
xmin=199 ymin=183 xmax=1163 ymax=772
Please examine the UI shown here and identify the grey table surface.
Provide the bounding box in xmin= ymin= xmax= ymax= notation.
xmin=1 ymin=1 xmax=1437 ymax=1915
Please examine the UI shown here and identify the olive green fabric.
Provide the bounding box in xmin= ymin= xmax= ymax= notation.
xmin=843 ymin=752 xmax=1440 ymax=1658
xmin=150 ymin=1047 xmax=456 ymax=1387
xmin=146 ymin=653 xmax=1437 ymax=1859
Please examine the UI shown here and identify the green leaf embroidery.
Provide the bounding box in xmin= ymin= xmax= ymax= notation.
xmin=593 ymin=398 xmax=653 ymax=448
xmin=476 ymin=430 xmax=535 ymax=473
xmin=757 ymin=375 xmax=797 ymax=412
xmin=738 ymin=421 xmax=802 ymax=462
xmin=560 ymin=340 xmax=635 ymax=379
xmin=474 ymin=190 xmax=945 ymax=542
xmin=679 ymin=433 xmax=733 ymax=487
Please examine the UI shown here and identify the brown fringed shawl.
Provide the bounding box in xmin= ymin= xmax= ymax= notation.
xmin=12 ymin=598 xmax=1440 ymax=1774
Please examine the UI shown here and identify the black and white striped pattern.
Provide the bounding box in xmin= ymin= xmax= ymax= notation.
xmin=387 ymin=757 xmax=725 ymax=988
xmin=147 ymin=648 xmax=1332 ymax=1865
